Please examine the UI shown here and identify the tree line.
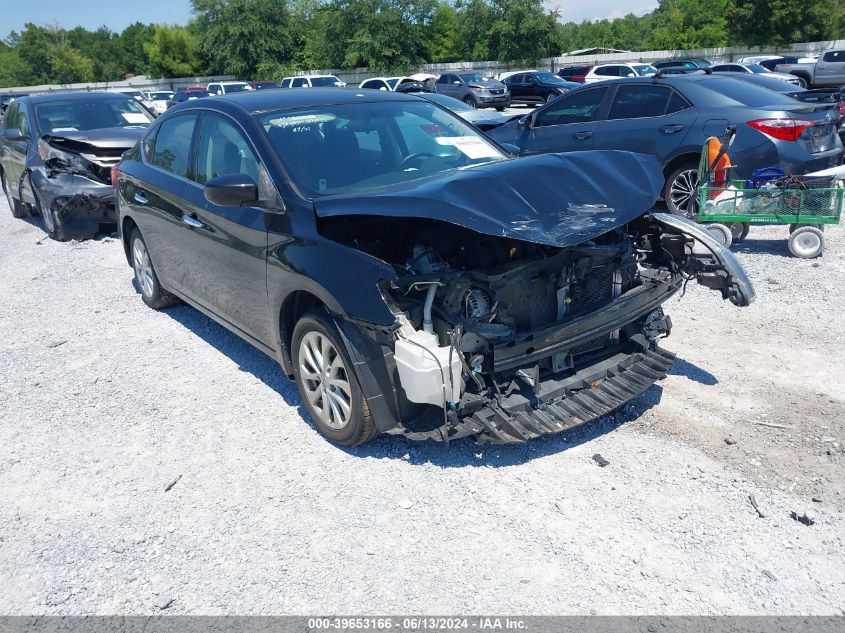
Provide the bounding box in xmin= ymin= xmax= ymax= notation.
xmin=1 ymin=0 xmax=843 ymax=88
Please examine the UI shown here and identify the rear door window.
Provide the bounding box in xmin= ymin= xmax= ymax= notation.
xmin=823 ymin=51 xmax=845 ymax=63
xmin=608 ymin=85 xmax=671 ymax=119
xmin=151 ymin=113 xmax=198 ymax=179
xmin=292 ymin=78 xmax=307 ymax=88
xmin=666 ymin=91 xmax=692 ymax=114
xmin=535 ymin=87 xmax=609 ymax=126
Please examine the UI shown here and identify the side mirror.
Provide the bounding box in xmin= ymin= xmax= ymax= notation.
xmin=499 ymin=142 xmax=521 ymax=155
xmin=204 ymin=173 xmax=258 ymax=207
xmin=2 ymin=128 xmax=28 ymax=141
xmin=517 ymin=115 xmax=532 ymax=130
xmin=453 ymin=81 xmax=462 ymax=85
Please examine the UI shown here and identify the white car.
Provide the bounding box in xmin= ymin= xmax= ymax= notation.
xmin=280 ymin=75 xmax=346 ymax=88
xmin=207 ymin=81 xmax=253 ymax=95
xmin=710 ymin=63 xmax=801 ymax=85
xmin=148 ymin=90 xmax=175 ymax=114
xmin=359 ymin=76 xmax=429 ymax=91
xmin=112 ymin=88 xmax=154 ymax=111
xmin=494 ymin=69 xmax=538 ymax=81
xmin=584 ymin=63 xmax=657 ymax=83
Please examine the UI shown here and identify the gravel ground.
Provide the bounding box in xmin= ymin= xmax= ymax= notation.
xmin=1 ymin=196 xmax=843 ymax=615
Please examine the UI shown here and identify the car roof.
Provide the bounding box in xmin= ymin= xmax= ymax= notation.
xmin=15 ymin=91 xmax=141 ymax=105
xmin=170 ymin=86 xmax=422 ymax=114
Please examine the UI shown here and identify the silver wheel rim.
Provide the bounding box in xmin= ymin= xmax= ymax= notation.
xmin=132 ymin=238 xmax=155 ymax=298
xmin=298 ymin=331 xmax=352 ymax=430
xmin=793 ymin=231 xmax=821 ymax=257
xmin=669 ymin=169 xmax=699 ymax=216
xmin=3 ymin=174 xmax=14 ymax=210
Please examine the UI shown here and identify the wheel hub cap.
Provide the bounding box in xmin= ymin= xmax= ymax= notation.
xmin=299 ymin=331 xmax=352 ymax=430
xmin=670 ymin=169 xmax=699 ymax=216
xmin=132 ymin=239 xmax=155 ymax=298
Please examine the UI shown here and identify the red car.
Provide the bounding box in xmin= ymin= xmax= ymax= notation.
xmin=557 ymin=65 xmax=594 ymax=83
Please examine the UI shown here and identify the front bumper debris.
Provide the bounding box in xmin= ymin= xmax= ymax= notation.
xmin=31 ymin=168 xmax=116 ymax=239
xmin=402 ymin=347 xmax=675 ymax=444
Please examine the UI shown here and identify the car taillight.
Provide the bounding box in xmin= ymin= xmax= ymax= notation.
xmin=839 ymin=101 xmax=845 ymax=116
xmin=747 ymin=118 xmax=813 ymax=141
xmin=111 ymin=165 xmax=119 ymax=189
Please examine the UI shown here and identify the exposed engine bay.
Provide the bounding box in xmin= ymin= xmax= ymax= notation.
xmin=319 ymin=211 xmax=754 ymax=443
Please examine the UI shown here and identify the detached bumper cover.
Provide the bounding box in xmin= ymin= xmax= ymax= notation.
xmin=31 ymin=168 xmax=116 ymax=238
xmin=403 ymin=347 xmax=676 ymax=444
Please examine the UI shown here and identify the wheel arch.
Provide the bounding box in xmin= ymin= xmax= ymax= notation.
xmin=662 ymin=152 xmax=700 ymax=180
xmin=121 ymin=215 xmax=139 ymax=265
xmin=278 ymin=289 xmax=327 ymax=375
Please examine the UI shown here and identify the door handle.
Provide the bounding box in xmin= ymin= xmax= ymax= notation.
xmin=134 ymin=192 xmax=148 ymax=204
xmin=181 ymin=213 xmax=203 ymax=228
xmin=573 ymin=131 xmax=593 ymax=140
xmin=659 ymin=124 xmax=686 ymax=134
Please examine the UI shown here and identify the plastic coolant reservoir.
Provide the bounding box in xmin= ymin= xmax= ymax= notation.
xmin=394 ymin=330 xmax=464 ymax=407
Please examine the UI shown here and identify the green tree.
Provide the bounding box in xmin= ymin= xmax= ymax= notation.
xmin=144 ymin=24 xmax=200 ymax=77
xmin=428 ymin=2 xmax=459 ymax=63
xmin=651 ymin=0 xmax=729 ymax=49
xmin=0 ymin=44 xmax=36 ymax=88
xmin=190 ymin=0 xmax=297 ymax=76
xmin=730 ymin=0 xmax=845 ymax=48
xmin=118 ymin=22 xmax=156 ymax=76
xmin=454 ymin=0 xmax=493 ymax=60
xmin=48 ymin=41 xmax=95 ymax=83
xmin=486 ymin=0 xmax=559 ymax=63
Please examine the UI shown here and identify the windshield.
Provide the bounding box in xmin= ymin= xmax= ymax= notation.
xmin=224 ymin=83 xmax=251 ymax=93
xmin=421 ymin=93 xmax=474 ymax=112
xmin=34 ymin=97 xmax=154 ymax=133
xmin=633 ymin=65 xmax=657 ymax=76
xmin=151 ymin=92 xmax=174 ymax=100
xmin=258 ymin=101 xmax=506 ymax=196
xmin=311 ymin=77 xmax=341 ymax=87
xmin=746 ymin=64 xmax=769 ymax=74
xmin=534 ymin=72 xmax=568 ymax=84
xmin=459 ymin=73 xmax=485 ymax=83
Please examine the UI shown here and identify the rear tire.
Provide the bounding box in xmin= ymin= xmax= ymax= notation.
xmin=129 ymin=228 xmax=179 ymax=309
xmin=2 ymin=171 xmax=26 ymax=219
xmin=788 ymin=226 xmax=824 ymax=258
xmin=292 ymin=310 xmax=378 ymax=446
xmin=664 ymin=163 xmax=700 ymax=218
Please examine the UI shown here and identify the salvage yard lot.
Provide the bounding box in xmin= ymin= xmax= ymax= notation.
xmin=1 ymin=198 xmax=844 ymax=614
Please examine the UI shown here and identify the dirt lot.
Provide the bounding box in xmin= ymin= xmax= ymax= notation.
xmin=0 ymin=196 xmax=843 ymax=615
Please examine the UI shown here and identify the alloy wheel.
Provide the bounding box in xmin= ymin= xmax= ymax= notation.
xmin=298 ymin=331 xmax=352 ymax=430
xmin=669 ymin=169 xmax=699 ymax=217
xmin=132 ymin=238 xmax=155 ymax=298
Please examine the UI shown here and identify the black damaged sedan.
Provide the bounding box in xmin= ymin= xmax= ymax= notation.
xmin=115 ymin=88 xmax=754 ymax=446
xmin=1 ymin=92 xmax=154 ymax=240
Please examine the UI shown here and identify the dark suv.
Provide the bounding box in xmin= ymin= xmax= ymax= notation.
xmin=487 ymin=74 xmax=843 ymax=216
xmin=115 ymin=88 xmax=752 ymax=446
xmin=503 ymin=71 xmax=581 ymax=105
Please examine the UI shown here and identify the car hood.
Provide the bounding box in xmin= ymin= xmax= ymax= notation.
xmin=313 ymin=151 xmax=664 ymax=248
xmin=41 ymin=126 xmax=147 ymax=150
xmin=468 ymin=79 xmax=506 ymax=89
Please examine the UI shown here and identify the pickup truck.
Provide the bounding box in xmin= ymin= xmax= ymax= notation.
xmin=776 ymin=49 xmax=845 ymax=88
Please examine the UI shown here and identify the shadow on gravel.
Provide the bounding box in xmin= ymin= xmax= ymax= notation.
xmin=161 ymin=302 xmax=301 ymax=404
xmin=154 ymin=293 xmax=667 ymax=467
xmin=669 ymin=357 xmax=718 ymax=386
xmin=344 ymin=385 xmax=666 ymax=468
xmin=732 ymin=237 xmax=792 ymax=258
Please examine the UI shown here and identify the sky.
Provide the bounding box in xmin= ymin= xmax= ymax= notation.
xmin=1 ymin=0 xmax=658 ymax=36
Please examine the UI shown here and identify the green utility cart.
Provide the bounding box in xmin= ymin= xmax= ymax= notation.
xmin=694 ymin=142 xmax=844 ymax=258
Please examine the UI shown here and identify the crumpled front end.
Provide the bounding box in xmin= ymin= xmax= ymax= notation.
xmin=30 ymin=168 xmax=116 ymax=240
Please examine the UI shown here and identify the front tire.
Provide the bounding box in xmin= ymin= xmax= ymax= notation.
xmin=2 ymin=171 xmax=26 ymax=219
xmin=292 ymin=310 xmax=378 ymax=446
xmin=664 ymin=163 xmax=700 ymax=218
xmin=462 ymin=95 xmax=477 ymax=108
xmin=129 ymin=228 xmax=179 ymax=309
xmin=795 ymin=76 xmax=809 ymax=89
